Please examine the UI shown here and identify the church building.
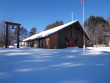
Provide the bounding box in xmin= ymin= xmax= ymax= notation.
xmin=23 ymin=20 xmax=89 ymax=49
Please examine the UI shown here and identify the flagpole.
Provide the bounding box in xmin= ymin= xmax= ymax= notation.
xmin=72 ymin=12 xmax=73 ymax=21
xmin=82 ymin=0 xmax=86 ymax=51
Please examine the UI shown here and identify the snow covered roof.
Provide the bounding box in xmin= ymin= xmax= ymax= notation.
xmin=23 ymin=20 xmax=88 ymax=42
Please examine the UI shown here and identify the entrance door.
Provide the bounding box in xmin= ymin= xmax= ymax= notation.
xmin=68 ymin=39 xmax=75 ymax=47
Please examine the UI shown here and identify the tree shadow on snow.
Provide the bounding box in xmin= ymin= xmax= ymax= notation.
xmin=0 ymin=47 xmax=110 ymax=83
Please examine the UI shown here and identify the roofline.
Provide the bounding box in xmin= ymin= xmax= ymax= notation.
xmin=23 ymin=20 xmax=89 ymax=42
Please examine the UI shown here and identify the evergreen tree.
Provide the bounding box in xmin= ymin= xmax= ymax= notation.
xmin=29 ymin=27 xmax=37 ymax=36
xmin=45 ymin=20 xmax=64 ymax=30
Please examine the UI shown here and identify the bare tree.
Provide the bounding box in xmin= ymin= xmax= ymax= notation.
xmin=0 ymin=21 xmax=6 ymax=47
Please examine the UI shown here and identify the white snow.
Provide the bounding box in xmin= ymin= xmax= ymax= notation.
xmin=0 ymin=47 xmax=110 ymax=83
xmin=23 ymin=20 xmax=78 ymax=41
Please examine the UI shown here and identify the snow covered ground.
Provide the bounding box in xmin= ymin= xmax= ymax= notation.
xmin=0 ymin=47 xmax=110 ymax=83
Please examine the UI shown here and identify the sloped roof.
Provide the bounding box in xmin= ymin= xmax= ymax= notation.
xmin=23 ymin=20 xmax=88 ymax=42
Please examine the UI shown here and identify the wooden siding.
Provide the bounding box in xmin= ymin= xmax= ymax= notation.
xmin=45 ymin=32 xmax=58 ymax=49
xmin=49 ymin=32 xmax=58 ymax=49
xmin=58 ymin=23 xmax=84 ymax=48
xmin=38 ymin=38 xmax=46 ymax=48
xmin=45 ymin=37 xmax=50 ymax=49
xmin=76 ymin=29 xmax=83 ymax=48
xmin=58 ymin=29 xmax=67 ymax=48
xmin=24 ymin=42 xmax=27 ymax=47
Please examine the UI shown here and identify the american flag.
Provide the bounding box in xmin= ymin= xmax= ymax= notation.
xmin=81 ymin=0 xmax=84 ymax=4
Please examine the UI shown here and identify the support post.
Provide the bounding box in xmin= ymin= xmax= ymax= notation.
xmin=5 ymin=24 xmax=9 ymax=48
xmin=5 ymin=21 xmax=21 ymax=48
xmin=17 ymin=25 xmax=20 ymax=48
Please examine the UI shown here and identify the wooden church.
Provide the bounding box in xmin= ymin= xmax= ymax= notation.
xmin=23 ymin=20 xmax=89 ymax=49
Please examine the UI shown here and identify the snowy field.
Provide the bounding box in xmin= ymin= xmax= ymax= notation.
xmin=0 ymin=47 xmax=110 ymax=83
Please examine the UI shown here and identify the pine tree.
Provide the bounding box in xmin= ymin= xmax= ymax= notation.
xmin=29 ymin=27 xmax=37 ymax=36
xmin=45 ymin=20 xmax=64 ymax=30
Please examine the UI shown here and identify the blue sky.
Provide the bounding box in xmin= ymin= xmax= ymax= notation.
xmin=0 ymin=0 xmax=110 ymax=31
